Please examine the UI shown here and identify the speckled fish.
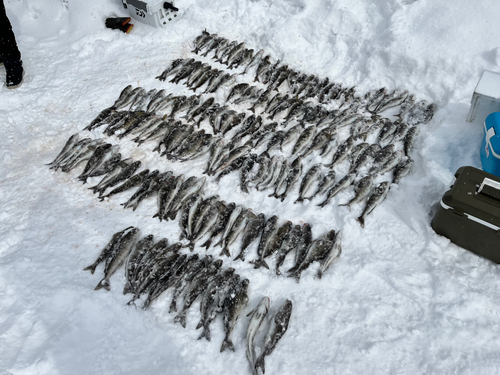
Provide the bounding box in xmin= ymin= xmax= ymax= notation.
xmin=254 ymin=299 xmax=293 ymax=374
xmin=220 ymin=208 xmax=250 ymax=257
xmin=84 ymin=226 xmax=134 ymax=275
xmin=251 ymin=215 xmax=278 ymax=269
xmin=403 ymin=126 xmax=419 ymax=156
xmin=311 ymin=170 xmax=336 ymax=199
xmin=277 ymin=156 xmax=302 ymax=202
xmin=221 ymin=278 xmax=250 ymax=353
xmin=94 ymin=227 xmax=140 ymax=291
xmin=326 ymin=136 xmax=354 ymax=167
xmin=289 ymin=230 xmax=336 ymax=282
xmin=274 ymin=224 xmax=302 ymax=275
xmin=201 ymin=202 xmax=236 ymax=249
xmin=295 ymin=164 xmax=322 ymax=203
xmin=339 ymin=175 xmax=373 ymax=210
xmin=234 ymin=213 xmax=266 ymax=262
xmin=392 ymin=158 xmax=413 ymax=184
xmin=357 ymin=181 xmax=391 ymax=228
xmin=318 ymin=171 xmax=357 ymax=207
xmin=317 ymin=230 xmax=342 ymax=279
xmin=246 ymin=297 xmax=270 ymax=375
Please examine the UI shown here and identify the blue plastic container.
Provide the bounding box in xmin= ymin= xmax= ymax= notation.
xmin=481 ymin=112 xmax=500 ymax=177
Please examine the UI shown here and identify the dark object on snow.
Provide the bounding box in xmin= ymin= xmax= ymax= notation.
xmin=432 ymin=166 xmax=500 ymax=264
xmin=105 ymin=17 xmax=134 ymax=33
xmin=1 ymin=0 xmax=24 ymax=89
xmin=164 ymin=2 xmax=179 ymax=12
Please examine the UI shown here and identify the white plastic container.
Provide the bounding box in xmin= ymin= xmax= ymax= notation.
xmin=467 ymin=70 xmax=500 ymax=124
xmin=123 ymin=0 xmax=178 ymax=28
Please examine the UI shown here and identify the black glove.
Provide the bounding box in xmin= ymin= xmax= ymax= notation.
xmin=105 ymin=17 xmax=133 ymax=33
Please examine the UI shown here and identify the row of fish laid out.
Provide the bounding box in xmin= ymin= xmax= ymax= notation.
xmin=84 ymin=84 xmax=420 ymax=162
xmin=48 ymin=134 xmax=342 ymax=279
xmin=189 ymin=31 xmax=437 ymax=125
xmin=80 ymin=90 xmax=414 ymax=223
xmin=83 ymin=226 xmax=292 ymax=372
xmin=81 ymin=108 xmax=411 ymax=227
xmin=83 ymin=226 xmax=250 ymax=351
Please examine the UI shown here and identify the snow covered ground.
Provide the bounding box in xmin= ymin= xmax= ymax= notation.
xmin=2 ymin=0 xmax=500 ymax=374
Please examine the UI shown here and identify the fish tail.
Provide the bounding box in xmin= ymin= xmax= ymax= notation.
xmin=317 ymin=200 xmax=328 ymax=208
xmin=233 ymin=252 xmax=245 ymax=262
xmin=174 ymin=312 xmax=187 ymax=328
xmin=141 ymin=297 xmax=152 ymax=310
xmin=83 ymin=263 xmax=98 ymax=275
xmin=94 ymin=278 xmax=110 ymax=291
xmin=152 ymin=212 xmax=159 ymax=219
xmin=357 ymin=216 xmax=365 ymax=228
xmin=200 ymin=239 xmax=212 ymax=249
xmin=254 ymin=356 xmax=266 ymax=374
xmin=123 ymin=282 xmax=133 ymax=295
xmin=293 ymin=197 xmax=303 ymax=204
xmin=126 ymin=296 xmax=138 ymax=306
xmin=316 ymin=269 xmax=323 ymax=279
xmin=189 ymin=243 xmax=195 ymax=252
xmin=195 ymin=319 xmax=204 ymax=330
xmin=169 ymin=300 xmax=177 ymax=314
xmin=219 ymin=247 xmax=231 ymax=257
xmin=220 ymin=337 xmax=235 ymax=353
xmin=198 ymin=325 xmax=211 ymax=342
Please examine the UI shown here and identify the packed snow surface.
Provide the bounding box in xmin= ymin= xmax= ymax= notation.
xmin=2 ymin=0 xmax=500 ymax=374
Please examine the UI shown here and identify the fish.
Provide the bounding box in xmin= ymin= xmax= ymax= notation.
xmin=403 ymin=126 xmax=419 ymax=156
xmin=246 ymin=297 xmax=271 ymax=375
xmin=277 ymin=156 xmax=302 ymax=202
xmin=377 ymin=151 xmax=402 ymax=176
xmin=251 ymin=215 xmax=279 ymax=269
xmin=174 ymin=259 xmax=223 ymax=328
xmin=94 ymin=227 xmax=140 ymax=291
xmin=339 ymin=175 xmax=374 ymax=210
xmin=268 ymin=161 xmax=289 ymax=199
xmin=291 ymin=125 xmax=316 ymax=156
xmin=317 ymin=171 xmax=357 ymax=207
xmin=288 ymin=224 xmax=312 ymax=274
xmin=288 ymin=230 xmax=336 ymax=282
xmin=392 ymin=158 xmax=413 ymax=184
xmin=123 ymin=234 xmax=155 ymax=295
xmin=377 ymin=120 xmax=398 ymax=144
xmin=167 ymin=176 xmax=206 ymax=221
xmin=240 ymin=154 xmax=257 ymax=193
xmin=357 ymin=181 xmax=391 ymax=228
xmin=200 ymin=202 xmax=236 ymax=249
xmin=47 ymin=133 xmax=80 ymax=166
xmin=294 ymin=164 xmax=322 ymax=203
xmin=317 ymin=230 xmax=342 ymax=279
xmin=221 ymin=278 xmax=250 ymax=353
xmin=215 ymin=205 xmax=244 ymax=249
xmin=100 ymin=169 xmax=150 ymax=201
xmin=259 ymin=221 xmax=293 ymax=269
xmin=274 ymin=224 xmax=302 ymax=275
xmin=83 ymin=226 xmax=134 ymax=275
xmin=326 ymin=136 xmax=354 ymax=167
xmin=311 ymin=170 xmax=336 ymax=199
xmin=234 ymin=213 xmax=266 ymax=262
xmin=254 ymin=299 xmax=293 ymax=374
xmin=219 ymin=209 xmax=250 ymax=257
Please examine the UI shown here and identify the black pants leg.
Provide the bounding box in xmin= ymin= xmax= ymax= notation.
xmin=0 ymin=0 xmax=22 ymax=63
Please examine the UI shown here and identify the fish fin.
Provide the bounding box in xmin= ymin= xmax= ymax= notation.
xmin=141 ymin=298 xmax=152 ymax=310
xmin=246 ymin=309 xmax=256 ymax=317
xmin=338 ymin=203 xmax=351 ymax=211
xmin=174 ymin=312 xmax=187 ymax=328
xmin=316 ymin=269 xmax=323 ymax=279
xmin=233 ymin=252 xmax=245 ymax=262
xmin=317 ymin=200 xmax=328 ymax=208
xmin=83 ymin=263 xmax=98 ymax=275
xmin=127 ymin=296 xmax=138 ymax=306
xmin=152 ymin=212 xmax=159 ymax=219
xmin=94 ymin=278 xmax=110 ymax=291
xmin=357 ymin=216 xmax=365 ymax=228
xmin=220 ymin=337 xmax=235 ymax=353
xmin=293 ymin=197 xmax=303 ymax=204
xmin=198 ymin=326 xmax=211 ymax=341
xmin=195 ymin=320 xmax=204 ymax=330
xmin=275 ymin=268 xmax=282 ymax=276
xmin=219 ymin=247 xmax=231 ymax=257
xmin=169 ymin=300 xmax=177 ymax=314
xmin=189 ymin=243 xmax=195 ymax=252
xmin=254 ymin=356 xmax=266 ymax=374
xmin=287 ymin=265 xmax=298 ymax=274
xmin=200 ymin=239 xmax=212 ymax=249
xmin=261 ymin=260 xmax=270 ymax=270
